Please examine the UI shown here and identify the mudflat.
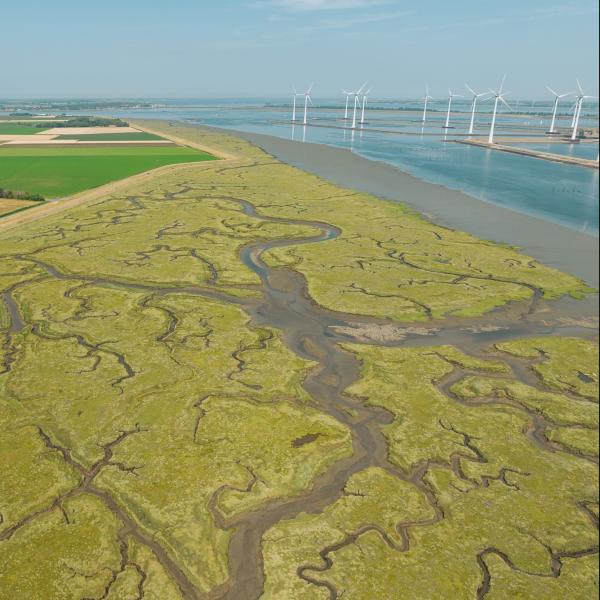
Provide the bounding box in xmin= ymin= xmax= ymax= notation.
xmin=223 ymin=127 xmax=599 ymax=288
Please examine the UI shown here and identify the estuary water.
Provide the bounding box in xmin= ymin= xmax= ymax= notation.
xmin=73 ymin=99 xmax=599 ymax=235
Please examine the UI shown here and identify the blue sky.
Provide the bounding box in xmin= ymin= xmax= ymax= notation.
xmin=1 ymin=0 xmax=598 ymax=99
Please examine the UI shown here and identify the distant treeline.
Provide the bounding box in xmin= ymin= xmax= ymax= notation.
xmin=2 ymin=101 xmax=154 ymax=111
xmin=36 ymin=116 xmax=129 ymax=129
xmin=0 ymin=189 xmax=45 ymax=201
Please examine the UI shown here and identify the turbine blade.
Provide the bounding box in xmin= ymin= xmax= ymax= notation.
xmin=546 ymin=86 xmax=558 ymax=97
xmin=499 ymin=73 xmax=507 ymax=93
xmin=465 ymin=83 xmax=476 ymax=96
xmin=576 ymin=78 xmax=584 ymax=95
xmin=500 ymin=97 xmax=512 ymax=110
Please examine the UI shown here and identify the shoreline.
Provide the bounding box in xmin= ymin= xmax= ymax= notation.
xmin=200 ymin=124 xmax=599 ymax=289
xmin=456 ymin=139 xmax=599 ymax=170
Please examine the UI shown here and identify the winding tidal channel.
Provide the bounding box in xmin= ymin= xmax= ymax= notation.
xmin=2 ymin=188 xmax=598 ymax=600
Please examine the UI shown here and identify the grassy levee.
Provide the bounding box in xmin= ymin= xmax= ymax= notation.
xmin=0 ymin=120 xmax=597 ymax=599
xmin=0 ymin=146 xmax=215 ymax=198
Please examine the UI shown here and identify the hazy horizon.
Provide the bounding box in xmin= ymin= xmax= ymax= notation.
xmin=2 ymin=0 xmax=599 ymax=99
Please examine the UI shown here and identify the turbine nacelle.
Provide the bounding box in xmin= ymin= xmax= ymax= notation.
xmin=465 ymin=83 xmax=490 ymax=100
xmin=546 ymin=86 xmax=574 ymax=100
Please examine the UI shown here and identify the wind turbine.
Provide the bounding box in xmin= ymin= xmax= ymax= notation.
xmin=343 ymin=83 xmax=366 ymax=120
xmin=570 ymin=80 xmax=597 ymax=141
xmin=465 ymin=84 xmax=490 ymax=135
xmin=342 ymin=91 xmax=352 ymax=120
xmin=291 ymin=86 xmax=302 ymax=122
xmin=296 ymin=84 xmax=314 ymax=126
xmin=546 ymin=86 xmax=573 ymax=134
xmin=422 ymin=86 xmax=433 ymax=123
xmin=348 ymin=84 xmax=367 ymax=129
xmin=487 ymin=75 xmax=511 ymax=144
xmin=360 ymin=87 xmax=372 ymax=125
xmin=351 ymin=94 xmax=361 ymax=129
xmin=444 ymin=89 xmax=463 ymax=129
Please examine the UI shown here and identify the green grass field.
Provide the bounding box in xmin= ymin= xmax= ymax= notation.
xmin=0 ymin=146 xmax=215 ymax=197
xmin=55 ymin=132 xmax=166 ymax=141
xmin=0 ymin=123 xmax=48 ymax=134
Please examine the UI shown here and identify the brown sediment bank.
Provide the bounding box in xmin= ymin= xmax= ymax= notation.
xmin=203 ymin=126 xmax=599 ymax=290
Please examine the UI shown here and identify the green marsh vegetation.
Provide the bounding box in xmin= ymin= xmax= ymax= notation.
xmin=0 ymin=121 xmax=597 ymax=599
xmin=262 ymin=339 xmax=598 ymax=599
xmin=137 ymin=122 xmax=591 ymax=322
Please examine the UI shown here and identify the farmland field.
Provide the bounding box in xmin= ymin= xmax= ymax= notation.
xmin=0 ymin=123 xmax=48 ymax=135
xmin=55 ymin=132 xmax=166 ymax=141
xmin=0 ymin=199 xmax=39 ymax=217
xmin=0 ymin=146 xmax=215 ymax=197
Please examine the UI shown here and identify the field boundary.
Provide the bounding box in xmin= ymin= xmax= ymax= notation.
xmin=131 ymin=121 xmax=240 ymax=160
xmin=0 ymin=126 xmax=244 ymax=233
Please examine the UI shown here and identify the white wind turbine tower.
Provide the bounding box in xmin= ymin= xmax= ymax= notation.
xmin=444 ymin=89 xmax=463 ymax=128
xmin=570 ymin=99 xmax=579 ymax=128
xmin=360 ymin=87 xmax=372 ymax=125
xmin=465 ymin=84 xmax=490 ymax=135
xmin=343 ymin=91 xmax=352 ymax=120
xmin=296 ymin=84 xmax=314 ymax=126
xmin=291 ymin=86 xmax=302 ymax=122
xmin=343 ymin=83 xmax=366 ymax=120
xmin=350 ymin=85 xmax=367 ymax=129
xmin=487 ymin=75 xmax=511 ymax=144
xmin=422 ymin=86 xmax=433 ymax=123
xmin=570 ymin=79 xmax=597 ymax=141
xmin=546 ymin=86 xmax=573 ymax=134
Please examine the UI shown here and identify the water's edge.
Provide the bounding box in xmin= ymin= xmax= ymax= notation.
xmin=199 ymin=124 xmax=599 ymax=290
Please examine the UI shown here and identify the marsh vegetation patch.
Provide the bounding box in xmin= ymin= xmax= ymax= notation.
xmin=0 ymin=121 xmax=596 ymax=599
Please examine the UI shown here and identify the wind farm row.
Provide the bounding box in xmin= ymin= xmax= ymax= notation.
xmin=289 ymin=76 xmax=599 ymax=165
xmin=292 ymin=78 xmax=598 ymax=137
